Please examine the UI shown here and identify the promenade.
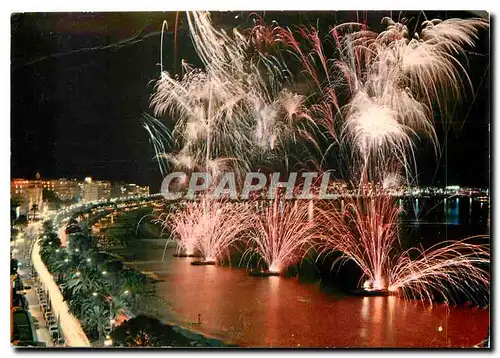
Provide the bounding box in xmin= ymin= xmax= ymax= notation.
xmin=11 ymin=223 xmax=53 ymax=347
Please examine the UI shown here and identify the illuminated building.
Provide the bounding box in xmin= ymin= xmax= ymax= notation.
xmin=11 ymin=178 xmax=43 ymax=217
xmin=53 ymin=179 xmax=81 ymax=201
xmin=117 ymin=183 xmax=149 ymax=198
xmin=82 ymin=178 xmax=111 ymax=202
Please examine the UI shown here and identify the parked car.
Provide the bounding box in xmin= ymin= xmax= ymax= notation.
xmin=12 ymin=293 xmax=29 ymax=311
xmin=11 ymin=259 xmax=19 ymax=275
xmin=11 ymin=308 xmax=37 ymax=345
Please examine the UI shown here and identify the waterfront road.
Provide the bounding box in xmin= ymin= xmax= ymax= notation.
xmin=11 ymin=223 xmax=53 ymax=347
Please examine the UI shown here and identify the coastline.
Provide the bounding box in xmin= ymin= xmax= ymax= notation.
xmin=163 ymin=320 xmax=237 ymax=347
xmin=102 ymin=232 xmax=236 ymax=347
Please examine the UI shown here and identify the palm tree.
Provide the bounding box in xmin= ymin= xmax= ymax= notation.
xmin=110 ymin=315 xmax=189 ymax=347
xmin=68 ymin=294 xmax=84 ymax=319
xmin=118 ymin=270 xmax=155 ymax=313
xmin=68 ymin=233 xmax=93 ymax=252
xmin=66 ymin=269 xmax=103 ymax=297
xmin=107 ymin=294 xmax=130 ymax=325
xmin=40 ymin=233 xmax=61 ymax=247
xmin=82 ymin=302 xmax=110 ymax=342
xmin=49 ymin=257 xmax=70 ymax=282
xmin=40 ymin=244 xmax=61 ymax=269
xmin=124 ymin=271 xmax=153 ymax=296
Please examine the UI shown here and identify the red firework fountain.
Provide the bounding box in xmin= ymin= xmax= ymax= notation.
xmin=244 ymin=197 xmax=320 ymax=276
xmin=317 ymin=193 xmax=489 ymax=302
xmin=166 ymin=197 xmax=253 ymax=265
xmin=147 ymin=12 xmax=489 ymax=307
xmin=257 ymin=14 xmax=490 ymax=301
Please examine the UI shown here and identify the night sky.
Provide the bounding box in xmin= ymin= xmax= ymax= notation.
xmin=11 ymin=11 xmax=490 ymax=192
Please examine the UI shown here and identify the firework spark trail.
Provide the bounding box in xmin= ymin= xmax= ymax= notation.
xmin=243 ymin=197 xmax=320 ymax=273
xmin=164 ymin=197 xmax=253 ymax=262
xmin=250 ymin=16 xmax=491 ymax=301
xmin=161 ymin=202 xmax=200 ymax=256
xmin=317 ymin=194 xmax=401 ymax=290
xmin=381 ymin=171 xmax=406 ymax=191
xmin=263 ymin=16 xmax=488 ymax=184
xmin=146 ymin=13 xmax=489 ymax=305
xmin=338 ymin=17 xmax=487 ymax=183
xmin=142 ymin=113 xmax=172 ymax=176
xmin=389 ymin=237 xmax=490 ymax=303
xmin=317 ymin=194 xmax=489 ymax=302
xmin=341 ymin=90 xmax=420 ymax=184
xmin=149 ymin=11 xmax=317 ymax=185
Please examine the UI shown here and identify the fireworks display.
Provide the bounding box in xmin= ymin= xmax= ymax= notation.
xmin=148 ymin=11 xmax=316 ymax=184
xmin=264 ymin=16 xmax=488 ymax=183
xmin=388 ymin=237 xmax=489 ymax=302
xmin=146 ymin=11 xmax=489 ymax=305
xmin=243 ymin=198 xmax=320 ymax=273
xmin=317 ymin=194 xmax=402 ymax=291
xmin=164 ymin=198 xmax=253 ymax=262
xmin=317 ymin=194 xmax=489 ymax=302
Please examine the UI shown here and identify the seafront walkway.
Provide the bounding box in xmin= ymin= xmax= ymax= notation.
xmin=12 ymin=223 xmax=53 ymax=347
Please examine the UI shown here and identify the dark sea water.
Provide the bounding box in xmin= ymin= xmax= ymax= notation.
xmin=111 ymin=197 xmax=490 ymax=348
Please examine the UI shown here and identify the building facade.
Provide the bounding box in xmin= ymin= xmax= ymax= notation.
xmin=53 ymin=178 xmax=81 ymax=201
xmin=119 ymin=183 xmax=150 ymax=198
xmin=12 ymin=176 xmax=149 ymax=215
xmin=82 ymin=178 xmax=111 ymax=202
xmin=11 ymin=179 xmax=43 ymax=217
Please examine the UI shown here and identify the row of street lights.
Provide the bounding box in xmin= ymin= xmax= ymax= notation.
xmin=43 ymin=195 xmax=161 ymax=347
